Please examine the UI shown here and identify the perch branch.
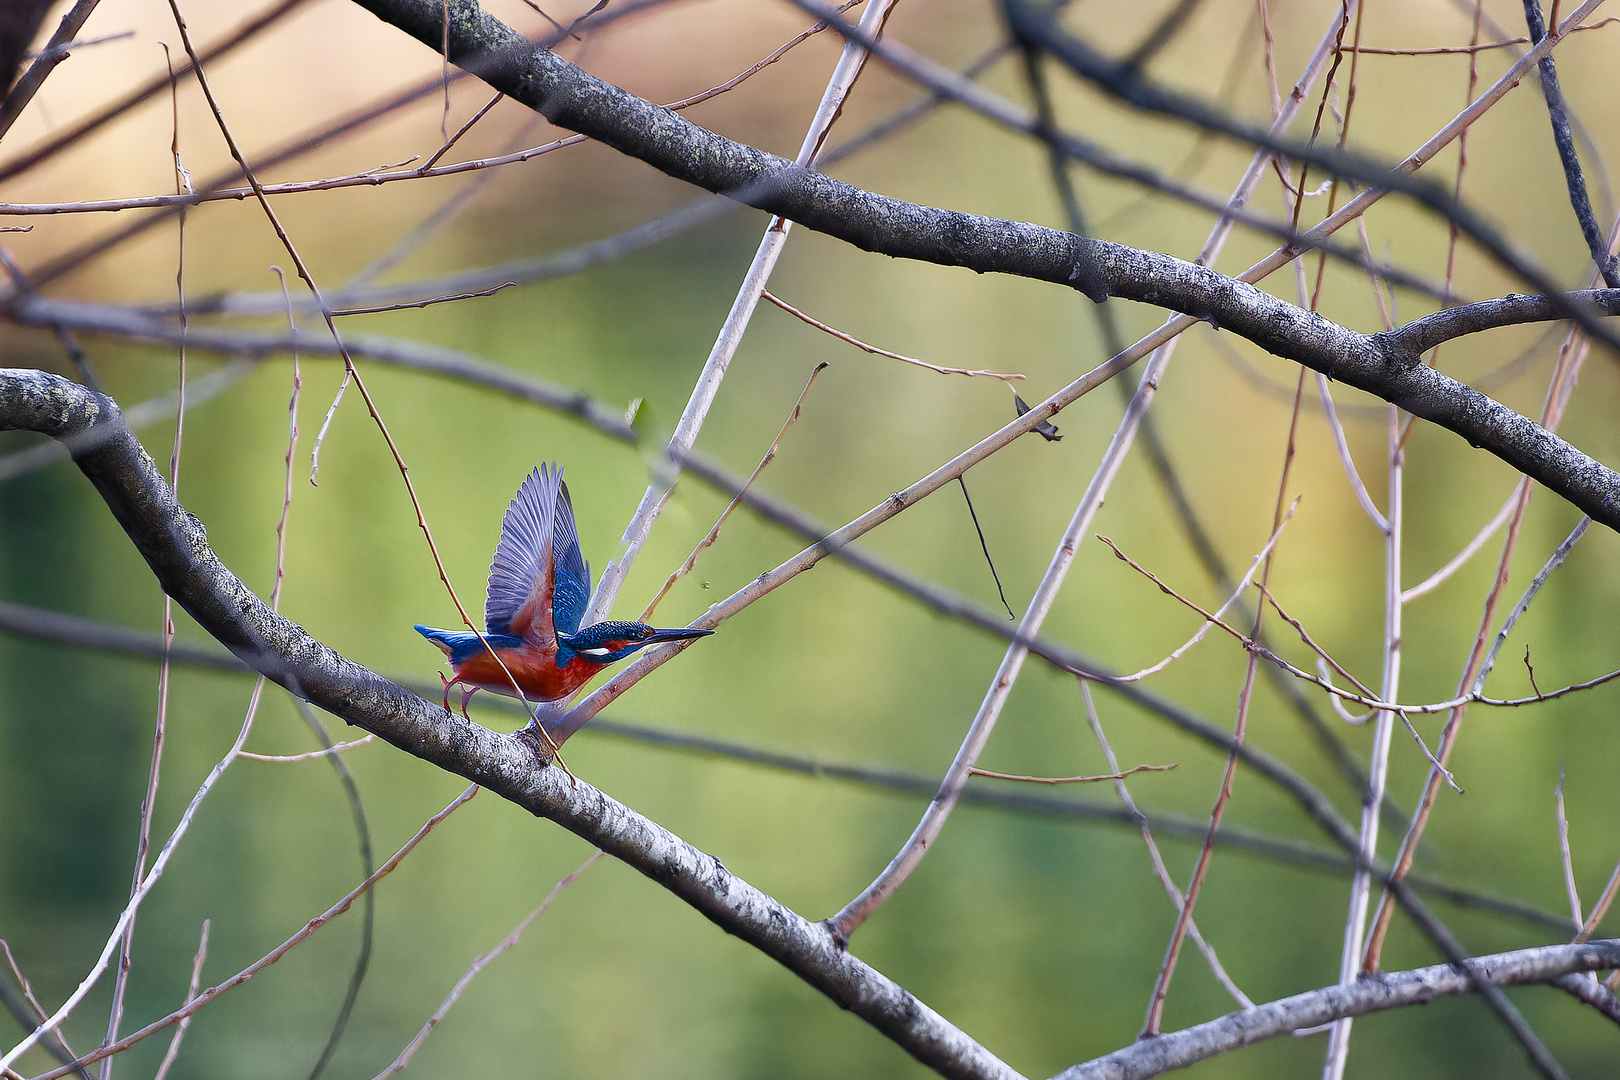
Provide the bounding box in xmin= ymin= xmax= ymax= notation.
xmin=0 ymin=367 xmax=1019 ymax=1080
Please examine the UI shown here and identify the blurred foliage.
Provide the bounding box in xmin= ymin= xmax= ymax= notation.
xmin=2 ymin=1 xmax=1619 ymax=1078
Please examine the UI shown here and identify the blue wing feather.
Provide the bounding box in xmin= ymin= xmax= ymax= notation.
xmin=550 ymin=480 xmax=591 ymax=637
xmin=485 ymin=465 xmax=562 ymax=637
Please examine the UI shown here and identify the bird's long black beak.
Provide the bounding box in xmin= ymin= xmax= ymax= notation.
xmin=645 ymin=627 xmax=716 ymax=644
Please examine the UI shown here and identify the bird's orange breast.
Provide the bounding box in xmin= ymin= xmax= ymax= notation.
xmin=452 ymin=644 xmax=602 ymax=702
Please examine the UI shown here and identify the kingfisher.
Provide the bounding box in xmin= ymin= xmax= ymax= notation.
xmin=415 ymin=463 xmax=713 ymax=717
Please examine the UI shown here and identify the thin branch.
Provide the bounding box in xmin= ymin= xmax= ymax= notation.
xmin=1577 ymin=856 xmax=1620 ymax=942
xmin=150 ymin=920 xmax=208 ymax=1080
xmin=0 ymin=942 xmax=90 ymax=1080
xmin=1522 ymin=0 xmax=1620 ymax=286
xmin=1363 ymin=274 xmax=1601 ymax=965
xmin=0 ymin=368 xmax=1019 ymax=1080
xmin=1401 ymin=481 xmax=1524 ymax=602
xmin=25 ymin=788 xmax=481 ymax=1080
xmin=0 ymin=0 xmax=103 ymax=145
xmin=369 ymin=851 xmax=602 ymax=1080
xmin=967 ymin=764 xmax=1174 ymax=785
xmin=1314 ymin=374 xmax=1387 ymax=532
xmin=1145 ymin=369 xmax=1304 ymax=1037
xmin=1102 ymin=530 xmax=1620 ymax=717
xmin=586 ymin=0 xmax=902 ymax=625
xmin=240 ymin=736 xmax=377 ymax=762
xmin=1471 ymin=517 xmax=1592 ymax=695
xmin=1054 ymin=941 xmax=1620 ymax=1080
xmin=1080 ymin=683 xmax=1253 ymax=1010
xmin=1555 ymin=772 xmax=1584 ymax=932
xmin=330 ymin=0 xmax=1620 ymax=533
xmin=1347 ymin=18 xmax=1620 ymax=54
xmin=761 ymin=290 xmax=1025 ymax=380
xmin=957 ymin=475 xmax=1015 ymax=620
xmin=639 ymin=362 xmax=829 ymax=626
xmin=103 ymin=40 xmax=1002 ymax=321
xmin=0 ymin=672 xmax=268 ymax=1072
xmin=0 ymin=0 xmax=309 ymax=186
xmin=0 ymin=6 xmax=860 ymax=221
xmin=329 ymin=282 xmax=516 ymax=316
xmin=993 ymin=0 xmax=1620 ymax=350
xmin=163 ymin=0 xmax=569 ymax=762
xmin=1116 ymin=504 xmax=1297 ymax=684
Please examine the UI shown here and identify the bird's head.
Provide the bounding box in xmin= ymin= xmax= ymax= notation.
xmin=558 ymin=620 xmax=714 ymax=665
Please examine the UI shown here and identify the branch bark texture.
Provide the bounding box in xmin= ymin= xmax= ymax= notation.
xmin=344 ymin=0 xmax=1620 ymax=531
xmin=1053 ymin=940 xmax=1620 ymax=1080
xmin=0 ymin=368 xmax=1021 ymax=1080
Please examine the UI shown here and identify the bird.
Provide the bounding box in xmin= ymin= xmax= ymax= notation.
xmin=415 ymin=464 xmax=713 ymax=717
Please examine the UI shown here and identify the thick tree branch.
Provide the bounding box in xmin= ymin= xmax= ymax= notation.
xmin=10 ymin=368 xmax=1613 ymax=1077
xmin=0 ymin=367 xmax=1021 ymax=1080
xmin=1052 ymin=940 xmax=1620 ymax=1080
xmin=342 ymin=0 xmax=1620 ymax=532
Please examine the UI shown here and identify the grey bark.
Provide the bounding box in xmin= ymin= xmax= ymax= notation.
xmin=0 ymin=367 xmax=1023 ymax=1080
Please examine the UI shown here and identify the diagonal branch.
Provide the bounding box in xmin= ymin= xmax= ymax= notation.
xmin=1051 ymin=939 xmax=1620 ymax=1080
xmin=342 ymin=0 xmax=1620 ymax=532
xmin=0 ymin=367 xmax=1021 ymax=1080
xmin=1521 ymin=0 xmax=1620 ymax=287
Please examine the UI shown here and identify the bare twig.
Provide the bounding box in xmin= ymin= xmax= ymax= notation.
xmin=23 ymin=788 xmax=481 ymax=1080
xmin=1080 ymin=684 xmax=1253 ymax=1009
xmin=0 ymin=0 xmax=309 ymax=186
xmin=760 ymin=290 xmax=1025 ymax=380
xmin=1401 ymin=482 xmax=1524 ymax=602
xmin=0 ymin=676 xmax=268 ymax=1071
xmin=150 ymin=921 xmax=208 ymax=1080
xmin=957 ymin=475 xmax=1015 ymax=620
xmin=1144 ymin=370 xmax=1304 ymax=1037
xmin=330 ymin=282 xmax=516 ymax=316
xmin=0 ymin=942 xmax=90 ymax=1080
xmin=369 ymin=851 xmax=603 ymax=1080
xmin=967 ymin=764 xmax=1175 ymax=785
xmin=640 ymin=363 xmax=829 ymax=625
xmin=1471 ymin=517 xmax=1593 ymax=695
xmin=0 ymin=0 xmax=103 ymax=144
xmin=1522 ymin=0 xmax=1620 ymax=286
xmin=1555 ymin=772 xmax=1584 ymax=932
xmin=162 ymin=0 xmax=569 ymax=762
xmin=1118 ymin=505 xmax=1297 ymax=684
xmin=1577 ymin=857 xmax=1620 ymax=943
xmin=587 ymin=0 xmax=902 ymax=625
xmin=240 ymin=735 xmax=377 ymax=762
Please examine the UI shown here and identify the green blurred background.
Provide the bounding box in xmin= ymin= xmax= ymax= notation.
xmin=2 ymin=0 xmax=1618 ymax=1077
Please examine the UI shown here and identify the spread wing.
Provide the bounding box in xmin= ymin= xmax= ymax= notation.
xmin=550 ymin=480 xmax=592 ymax=638
xmin=485 ymin=465 xmax=563 ymax=646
